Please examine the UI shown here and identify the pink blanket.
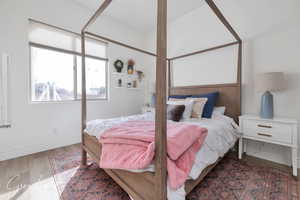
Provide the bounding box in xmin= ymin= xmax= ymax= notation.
xmin=99 ymin=120 xmax=208 ymax=189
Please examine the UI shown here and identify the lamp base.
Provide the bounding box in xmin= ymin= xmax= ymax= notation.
xmin=151 ymin=94 xmax=156 ymax=107
xmin=260 ymin=91 xmax=274 ymax=119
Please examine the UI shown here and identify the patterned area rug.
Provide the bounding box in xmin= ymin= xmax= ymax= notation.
xmin=49 ymin=147 xmax=299 ymax=200
xmin=187 ymin=158 xmax=299 ymax=200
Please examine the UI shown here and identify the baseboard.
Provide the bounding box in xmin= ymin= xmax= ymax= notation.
xmin=244 ymin=150 xmax=300 ymax=169
xmin=0 ymin=139 xmax=80 ymax=161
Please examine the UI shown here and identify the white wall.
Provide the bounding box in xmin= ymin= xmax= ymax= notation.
xmin=143 ymin=1 xmax=300 ymax=166
xmin=142 ymin=3 xmax=239 ymax=103
xmin=242 ymin=24 xmax=300 ymax=165
xmin=171 ymin=45 xmax=238 ymax=87
xmin=0 ymin=0 xmax=147 ymax=161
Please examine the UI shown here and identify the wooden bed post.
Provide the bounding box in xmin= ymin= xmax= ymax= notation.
xmin=168 ymin=59 xmax=172 ymax=96
xmin=81 ymin=31 xmax=87 ymax=166
xmin=155 ymin=0 xmax=168 ymax=199
xmin=205 ymin=0 xmax=241 ymax=42
xmin=205 ymin=0 xmax=243 ymax=117
xmin=80 ymin=0 xmax=112 ymax=167
xmin=237 ymin=42 xmax=242 ymax=116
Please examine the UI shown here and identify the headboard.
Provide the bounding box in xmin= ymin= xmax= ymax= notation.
xmin=169 ymin=83 xmax=241 ymax=123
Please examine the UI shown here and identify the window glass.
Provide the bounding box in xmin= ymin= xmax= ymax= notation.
xmin=31 ymin=46 xmax=74 ymax=101
xmin=77 ymin=56 xmax=107 ymax=99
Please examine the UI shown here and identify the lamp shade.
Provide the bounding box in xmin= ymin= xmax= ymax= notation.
xmin=256 ymin=72 xmax=285 ymax=92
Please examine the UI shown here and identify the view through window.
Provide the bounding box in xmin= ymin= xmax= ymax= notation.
xmin=31 ymin=45 xmax=107 ymax=102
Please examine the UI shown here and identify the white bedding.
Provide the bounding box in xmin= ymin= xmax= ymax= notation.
xmin=85 ymin=112 xmax=239 ymax=200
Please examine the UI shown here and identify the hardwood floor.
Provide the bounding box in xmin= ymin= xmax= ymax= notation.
xmin=0 ymin=147 xmax=62 ymax=200
xmin=0 ymin=144 xmax=299 ymax=200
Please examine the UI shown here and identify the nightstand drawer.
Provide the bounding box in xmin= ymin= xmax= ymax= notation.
xmin=243 ymin=119 xmax=292 ymax=144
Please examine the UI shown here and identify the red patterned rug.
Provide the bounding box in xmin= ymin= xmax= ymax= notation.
xmin=49 ymin=147 xmax=299 ymax=200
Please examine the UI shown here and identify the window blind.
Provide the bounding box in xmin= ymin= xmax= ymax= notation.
xmin=28 ymin=20 xmax=107 ymax=59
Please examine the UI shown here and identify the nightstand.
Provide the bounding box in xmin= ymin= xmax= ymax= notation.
xmin=141 ymin=107 xmax=155 ymax=114
xmin=239 ymin=115 xmax=298 ymax=176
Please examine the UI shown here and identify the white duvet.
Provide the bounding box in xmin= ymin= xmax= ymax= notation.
xmin=86 ymin=112 xmax=240 ymax=200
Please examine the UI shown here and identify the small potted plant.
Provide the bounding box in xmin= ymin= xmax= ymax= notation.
xmin=136 ymin=70 xmax=144 ymax=82
xmin=127 ymin=59 xmax=135 ymax=74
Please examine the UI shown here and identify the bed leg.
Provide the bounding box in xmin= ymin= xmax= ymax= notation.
xmin=81 ymin=148 xmax=87 ymax=166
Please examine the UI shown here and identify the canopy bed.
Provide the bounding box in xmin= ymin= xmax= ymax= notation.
xmin=80 ymin=0 xmax=242 ymax=199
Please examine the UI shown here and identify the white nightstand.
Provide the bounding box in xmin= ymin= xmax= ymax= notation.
xmin=239 ymin=115 xmax=298 ymax=176
xmin=141 ymin=107 xmax=155 ymax=114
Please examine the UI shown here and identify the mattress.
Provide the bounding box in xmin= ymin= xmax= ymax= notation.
xmin=85 ymin=112 xmax=240 ymax=200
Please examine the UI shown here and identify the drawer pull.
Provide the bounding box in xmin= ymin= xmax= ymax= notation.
xmin=257 ymin=133 xmax=272 ymax=137
xmin=257 ymin=124 xmax=272 ymax=128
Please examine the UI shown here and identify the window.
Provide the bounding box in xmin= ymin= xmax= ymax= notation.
xmin=76 ymin=56 xmax=107 ymax=99
xmin=29 ymin=20 xmax=108 ymax=102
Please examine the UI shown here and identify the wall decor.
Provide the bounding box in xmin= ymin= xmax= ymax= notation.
xmin=118 ymin=79 xmax=122 ymax=87
xmin=133 ymin=80 xmax=137 ymax=88
xmin=114 ymin=59 xmax=124 ymax=73
xmin=127 ymin=59 xmax=135 ymax=74
xmin=136 ymin=70 xmax=144 ymax=82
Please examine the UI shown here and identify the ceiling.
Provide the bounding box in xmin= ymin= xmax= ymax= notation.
xmin=72 ymin=0 xmax=300 ymax=38
xmin=73 ymin=0 xmax=206 ymax=32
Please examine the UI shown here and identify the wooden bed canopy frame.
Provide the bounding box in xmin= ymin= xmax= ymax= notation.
xmin=80 ymin=0 xmax=242 ymax=199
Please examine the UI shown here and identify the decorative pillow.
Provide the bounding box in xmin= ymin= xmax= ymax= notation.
xmin=213 ymin=106 xmax=226 ymax=115
xmin=191 ymin=92 xmax=219 ymax=118
xmin=186 ymin=98 xmax=208 ymax=119
xmin=167 ymin=105 xmax=185 ymax=122
xmin=167 ymin=99 xmax=194 ymax=120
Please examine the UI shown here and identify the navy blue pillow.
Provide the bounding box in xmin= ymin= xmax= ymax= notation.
xmin=192 ymin=92 xmax=219 ymax=118
xmin=168 ymin=95 xmax=192 ymax=100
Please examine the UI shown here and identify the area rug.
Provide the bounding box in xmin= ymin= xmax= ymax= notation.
xmin=49 ymin=147 xmax=299 ymax=200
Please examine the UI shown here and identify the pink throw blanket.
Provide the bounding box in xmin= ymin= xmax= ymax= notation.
xmin=99 ymin=120 xmax=208 ymax=189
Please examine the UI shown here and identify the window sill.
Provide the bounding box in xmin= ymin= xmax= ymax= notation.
xmin=0 ymin=124 xmax=11 ymax=129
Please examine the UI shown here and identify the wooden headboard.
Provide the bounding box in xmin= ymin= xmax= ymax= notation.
xmin=169 ymin=83 xmax=241 ymax=123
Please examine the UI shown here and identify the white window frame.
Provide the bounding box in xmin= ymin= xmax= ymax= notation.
xmin=29 ymin=42 xmax=109 ymax=103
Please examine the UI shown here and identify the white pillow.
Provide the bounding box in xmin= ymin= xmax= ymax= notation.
xmin=167 ymin=99 xmax=194 ymax=120
xmin=213 ymin=106 xmax=226 ymax=116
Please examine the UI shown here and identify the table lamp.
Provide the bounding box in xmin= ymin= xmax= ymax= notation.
xmin=256 ymin=72 xmax=285 ymax=119
xmin=149 ymin=82 xmax=156 ymax=107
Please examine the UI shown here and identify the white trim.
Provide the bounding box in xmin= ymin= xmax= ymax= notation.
xmin=1 ymin=53 xmax=9 ymax=126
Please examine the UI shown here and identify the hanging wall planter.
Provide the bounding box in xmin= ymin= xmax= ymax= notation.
xmin=114 ymin=59 xmax=124 ymax=73
xmin=136 ymin=70 xmax=144 ymax=82
xmin=127 ymin=59 xmax=135 ymax=74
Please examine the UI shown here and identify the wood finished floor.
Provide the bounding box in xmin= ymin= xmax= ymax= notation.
xmin=0 ymin=144 xmax=299 ymax=200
